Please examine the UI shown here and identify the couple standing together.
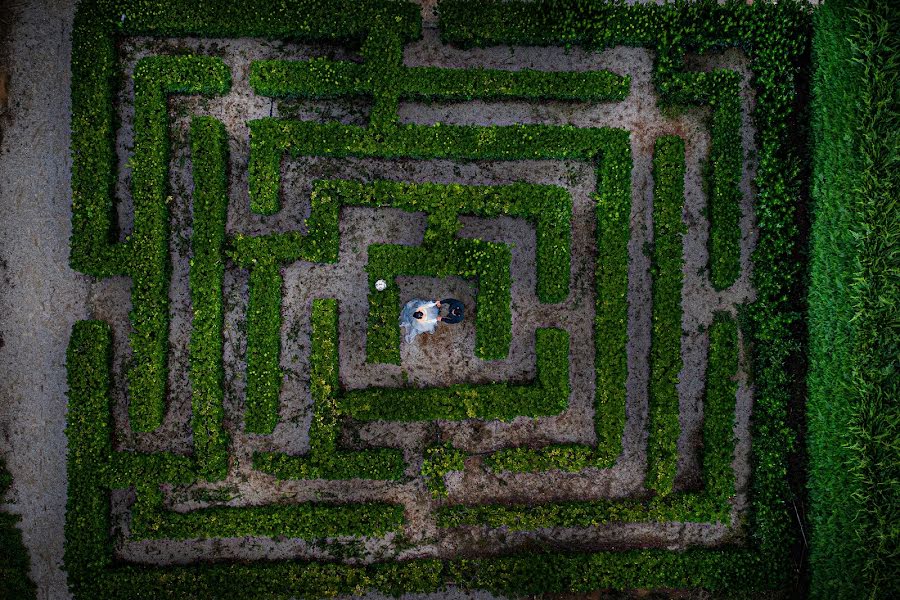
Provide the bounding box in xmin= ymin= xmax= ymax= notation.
xmin=400 ymin=298 xmax=464 ymax=343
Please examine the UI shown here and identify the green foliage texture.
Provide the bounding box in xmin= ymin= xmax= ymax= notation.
xmin=0 ymin=457 xmax=36 ymax=600
xmin=807 ymin=0 xmax=899 ymax=597
xmin=64 ymin=0 xmax=811 ymax=597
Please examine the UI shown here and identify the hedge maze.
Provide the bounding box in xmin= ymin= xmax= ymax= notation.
xmin=66 ymin=0 xmax=810 ymax=597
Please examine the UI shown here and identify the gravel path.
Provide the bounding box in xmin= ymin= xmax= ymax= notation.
xmin=0 ymin=1 xmax=86 ymax=599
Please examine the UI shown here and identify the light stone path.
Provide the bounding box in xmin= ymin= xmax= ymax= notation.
xmin=0 ymin=2 xmax=85 ymax=599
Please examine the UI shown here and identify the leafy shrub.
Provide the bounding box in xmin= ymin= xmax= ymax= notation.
xmin=646 ymin=136 xmax=687 ymax=496
xmin=0 ymin=457 xmax=36 ymax=600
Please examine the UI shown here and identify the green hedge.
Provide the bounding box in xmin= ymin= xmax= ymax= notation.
xmin=482 ymin=133 xmax=631 ymax=473
xmin=440 ymin=1 xmax=745 ymax=292
xmin=438 ymin=0 xmax=809 ymax=590
xmin=130 ymin=482 xmax=403 ymax=540
xmin=127 ymin=55 xmax=231 ymax=432
xmin=232 ymin=177 xmax=572 ymax=428
xmin=646 ymin=136 xmax=687 ymax=496
xmin=119 ymin=0 xmax=421 ymax=41
xmin=65 ymin=321 xmax=116 ymax=596
xmin=64 ymin=320 xmax=409 ymax=597
xmin=70 ymin=51 xmax=231 ymax=433
xmin=661 ymin=71 xmax=742 ymax=291
xmin=807 ymin=0 xmax=900 ymax=597
xmin=243 ymin=262 xmax=284 ymax=434
xmin=251 ymin=59 xmax=629 ymax=104
xmin=238 ymin=118 xmax=621 ymax=433
xmin=0 ymin=457 xmax=36 ymax=600
xmin=188 ymin=117 xmax=230 ymax=480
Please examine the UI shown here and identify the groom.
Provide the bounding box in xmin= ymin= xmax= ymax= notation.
xmin=439 ymin=298 xmax=464 ymax=324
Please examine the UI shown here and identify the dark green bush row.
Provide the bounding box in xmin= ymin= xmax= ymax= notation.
xmin=244 ymin=117 xmax=627 ymax=438
xmin=366 ymin=239 xmax=512 ymax=363
xmin=69 ymin=1 xmax=125 ymax=277
xmin=188 ymin=117 xmax=230 ymax=480
xmin=704 ymin=80 xmax=742 ymax=292
xmin=232 ymin=177 xmax=571 ymax=366
xmin=646 ymin=136 xmax=686 ymax=497
xmin=807 ymin=1 xmax=900 ymax=597
xmin=0 ymin=457 xmax=36 ymax=600
xmin=65 ymin=321 xmax=116 ymax=597
xmin=84 ymin=549 xmax=772 ymax=598
xmin=129 ymin=481 xmax=404 ymax=540
xmin=243 ymin=262 xmax=284 ymax=434
xmin=127 ymin=56 xmax=230 ymax=432
xmin=360 ymin=15 xmax=404 ymax=130
xmin=342 ymin=328 xmax=569 ymax=421
xmin=64 ymin=320 xmax=407 ymax=597
xmin=405 ymin=67 xmax=628 ymax=103
xmin=441 ymin=1 xmax=745 ymax=292
xmin=324 ymin=179 xmax=572 ymax=304
xmin=130 ymin=56 xmax=231 ymax=433
xmin=253 ymin=299 xmax=405 ymax=481
xmin=118 ymin=0 xmax=421 ymax=42
xmin=250 ymin=58 xmax=367 ymax=99
xmin=251 ymin=59 xmax=629 ymax=103
xmin=106 ymin=450 xmax=195 ymax=488
xmin=232 ymin=177 xmax=571 ymax=423
xmin=229 ymin=186 xmax=339 ymax=268
xmin=482 ymin=137 xmax=632 ymax=473
xmin=702 ymin=313 xmax=739 ymax=505
xmin=441 ymin=313 xmax=738 ymax=529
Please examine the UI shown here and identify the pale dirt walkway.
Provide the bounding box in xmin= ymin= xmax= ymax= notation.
xmin=0 ymin=1 xmax=86 ymax=599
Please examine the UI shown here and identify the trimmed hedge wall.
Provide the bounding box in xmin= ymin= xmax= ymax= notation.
xmin=237 ymin=120 xmax=623 ymax=435
xmin=481 ymin=135 xmax=631 ymax=473
xmin=188 ymin=117 xmax=231 ymax=481
xmin=807 ymin=0 xmax=900 ymax=597
xmin=129 ymin=482 xmax=404 ymax=540
xmin=251 ymin=58 xmax=629 ymax=104
xmin=65 ymin=320 xmax=408 ymax=598
xmin=342 ymin=327 xmax=570 ymax=421
xmin=70 ymin=50 xmax=231 ymax=434
xmin=127 ymin=56 xmax=231 ymax=433
xmin=646 ymin=135 xmax=687 ymax=497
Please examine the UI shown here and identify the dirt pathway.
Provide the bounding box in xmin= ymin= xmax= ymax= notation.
xmin=0 ymin=1 xmax=87 ymax=599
